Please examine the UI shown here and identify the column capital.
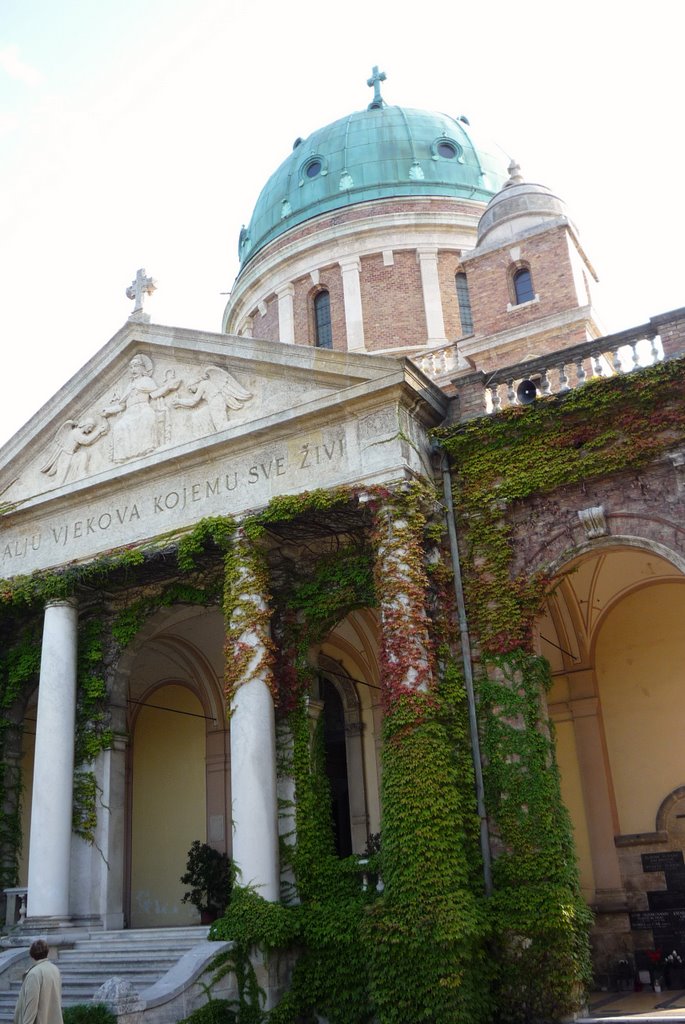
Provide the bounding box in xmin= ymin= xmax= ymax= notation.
xmin=339 ymin=256 xmax=361 ymax=274
xmin=275 ymin=282 xmax=295 ymax=299
xmin=45 ymin=597 xmax=78 ymax=610
xmin=416 ymin=245 xmax=439 ymax=260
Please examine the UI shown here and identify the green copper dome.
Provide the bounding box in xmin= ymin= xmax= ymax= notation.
xmin=238 ymin=103 xmax=511 ymax=267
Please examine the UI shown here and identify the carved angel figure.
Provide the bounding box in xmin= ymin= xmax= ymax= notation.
xmin=102 ymin=354 xmax=181 ymax=463
xmin=40 ymin=417 xmax=108 ymax=484
xmin=172 ymin=365 xmax=252 ymax=431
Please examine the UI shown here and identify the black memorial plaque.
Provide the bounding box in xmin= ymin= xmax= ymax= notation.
xmin=648 ymin=890 xmax=685 ymax=911
xmin=642 ymin=851 xmax=685 ymax=872
xmin=630 ymin=909 xmax=685 ymax=930
xmin=666 ymin=870 xmax=685 ymax=892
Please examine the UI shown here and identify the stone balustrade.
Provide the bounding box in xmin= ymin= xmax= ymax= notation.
xmin=413 ymin=342 xmax=461 ymax=379
xmin=453 ymin=308 xmax=685 ymax=421
xmin=3 ymin=886 xmax=27 ymax=927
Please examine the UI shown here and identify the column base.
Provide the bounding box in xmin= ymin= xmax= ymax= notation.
xmin=19 ymin=915 xmax=81 ymax=934
xmin=591 ymin=888 xmax=629 ymax=913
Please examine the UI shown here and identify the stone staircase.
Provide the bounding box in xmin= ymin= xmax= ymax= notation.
xmin=0 ymin=927 xmax=213 ymax=1021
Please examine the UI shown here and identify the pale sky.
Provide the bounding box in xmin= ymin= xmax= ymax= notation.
xmin=0 ymin=0 xmax=682 ymax=446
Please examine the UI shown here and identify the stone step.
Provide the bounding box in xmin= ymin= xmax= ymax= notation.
xmin=58 ymin=951 xmax=181 ymax=964
xmin=0 ymin=928 xmax=213 ymax=1020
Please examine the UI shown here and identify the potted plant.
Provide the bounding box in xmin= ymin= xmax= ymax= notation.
xmin=180 ymin=840 xmax=233 ymax=923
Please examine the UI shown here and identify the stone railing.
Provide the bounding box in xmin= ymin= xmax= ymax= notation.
xmin=454 ymin=308 xmax=685 ymax=420
xmin=3 ymin=886 xmax=27 ymax=927
xmin=413 ymin=341 xmax=461 ymax=379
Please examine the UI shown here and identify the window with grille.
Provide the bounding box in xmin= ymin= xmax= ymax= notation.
xmin=455 ymin=272 xmax=473 ymax=334
xmin=314 ymin=290 xmax=333 ymax=348
xmin=513 ymin=267 xmax=535 ymax=305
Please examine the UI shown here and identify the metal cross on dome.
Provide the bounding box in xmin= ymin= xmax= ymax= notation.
xmin=126 ymin=268 xmax=157 ymax=323
xmin=367 ymin=65 xmax=387 ymax=110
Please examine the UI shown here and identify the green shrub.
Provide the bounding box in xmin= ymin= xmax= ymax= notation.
xmin=178 ymin=999 xmax=238 ymax=1024
xmin=63 ymin=1004 xmax=117 ymax=1024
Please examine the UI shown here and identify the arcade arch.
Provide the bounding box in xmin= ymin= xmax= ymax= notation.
xmin=537 ymin=543 xmax=685 ymax=906
xmin=122 ymin=606 xmax=229 ymax=928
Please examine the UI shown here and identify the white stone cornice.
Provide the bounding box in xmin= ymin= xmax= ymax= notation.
xmin=458 ymin=304 xmax=601 ymax=361
xmin=224 ymin=198 xmax=485 ymax=333
xmin=461 ymin=215 xmax=599 ymax=282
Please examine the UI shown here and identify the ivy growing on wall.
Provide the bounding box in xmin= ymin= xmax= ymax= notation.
xmin=434 ymin=358 xmax=685 ymax=1022
xmin=3 ymin=350 xmax=670 ymax=1024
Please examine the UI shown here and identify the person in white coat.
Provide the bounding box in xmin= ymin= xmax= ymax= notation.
xmin=14 ymin=940 xmax=63 ymax=1024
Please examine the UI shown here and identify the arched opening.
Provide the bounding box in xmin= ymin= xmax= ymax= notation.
xmin=130 ymin=682 xmax=206 ymax=928
xmin=121 ymin=606 xmax=229 ymax=928
xmin=315 ymin=609 xmax=382 ymax=854
xmin=537 ymin=543 xmax=685 ymax=960
xmin=320 ymin=676 xmax=352 ymax=857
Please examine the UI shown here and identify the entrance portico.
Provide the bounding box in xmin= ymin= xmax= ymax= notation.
xmin=0 ymin=320 xmax=444 ymax=930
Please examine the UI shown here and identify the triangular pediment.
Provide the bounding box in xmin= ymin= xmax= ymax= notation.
xmin=0 ymin=321 xmax=445 ymax=509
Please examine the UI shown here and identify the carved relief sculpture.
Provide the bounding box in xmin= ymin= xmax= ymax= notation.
xmin=172 ymin=365 xmax=253 ymax=431
xmin=102 ymin=354 xmax=181 ymax=463
xmin=35 ymin=356 xmax=253 ymax=492
xmin=40 ymin=418 xmax=109 ymax=485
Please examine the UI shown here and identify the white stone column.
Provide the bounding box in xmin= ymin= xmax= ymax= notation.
xmin=339 ymin=257 xmax=366 ymax=351
xmin=27 ymin=599 xmax=78 ymax=920
xmin=276 ymin=283 xmax=295 ymax=345
xmin=417 ymin=246 xmax=447 ymax=344
xmin=229 ymin=561 xmax=279 ymax=901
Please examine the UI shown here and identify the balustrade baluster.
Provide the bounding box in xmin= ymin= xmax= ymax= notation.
xmin=541 ymin=369 xmax=551 ymax=395
xmin=506 ymin=378 xmax=515 ymax=405
xmin=489 ymin=384 xmax=501 ymax=412
xmin=558 ymin=363 xmax=569 ymax=392
xmin=611 ymin=347 xmax=622 ymax=373
xmin=575 ymin=358 xmax=586 ymax=384
xmin=631 ymin=342 xmax=640 ymax=370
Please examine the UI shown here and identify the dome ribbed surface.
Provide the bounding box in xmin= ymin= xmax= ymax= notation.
xmin=238 ymin=105 xmax=510 ymax=267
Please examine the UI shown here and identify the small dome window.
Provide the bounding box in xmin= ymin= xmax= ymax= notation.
xmin=299 ymin=155 xmax=328 ymax=186
xmin=431 ymin=137 xmax=464 ymax=162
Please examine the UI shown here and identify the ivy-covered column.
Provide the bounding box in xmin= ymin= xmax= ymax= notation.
xmin=368 ymin=487 xmax=488 ymax=1024
xmin=27 ymin=598 xmax=78 ymax=920
xmin=225 ymin=530 xmax=279 ymax=901
xmin=437 ymin=414 xmax=594 ymax=1023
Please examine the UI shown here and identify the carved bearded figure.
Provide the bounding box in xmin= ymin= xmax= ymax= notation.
xmin=103 ymin=354 xmax=180 ymax=463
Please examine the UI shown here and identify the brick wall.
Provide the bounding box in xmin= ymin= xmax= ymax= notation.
xmin=438 ymin=251 xmax=465 ymax=340
xmin=466 ymin=225 xmax=585 ymax=338
xmin=250 ymin=294 xmax=279 ymax=343
xmin=360 ymin=250 xmax=426 ymax=350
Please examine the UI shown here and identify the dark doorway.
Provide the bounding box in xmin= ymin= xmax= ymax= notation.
xmin=320 ymin=677 xmax=352 ymax=857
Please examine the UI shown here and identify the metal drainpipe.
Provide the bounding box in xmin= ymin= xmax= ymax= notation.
xmin=435 ymin=443 xmax=493 ymax=896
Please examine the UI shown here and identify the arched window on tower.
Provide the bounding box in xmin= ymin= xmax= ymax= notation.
xmin=455 ymin=272 xmax=473 ymax=335
xmin=513 ymin=267 xmax=535 ymax=305
xmin=314 ymin=290 xmax=333 ymax=349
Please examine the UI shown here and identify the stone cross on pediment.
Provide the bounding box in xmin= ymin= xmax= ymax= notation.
xmin=126 ymin=268 xmax=157 ymax=323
